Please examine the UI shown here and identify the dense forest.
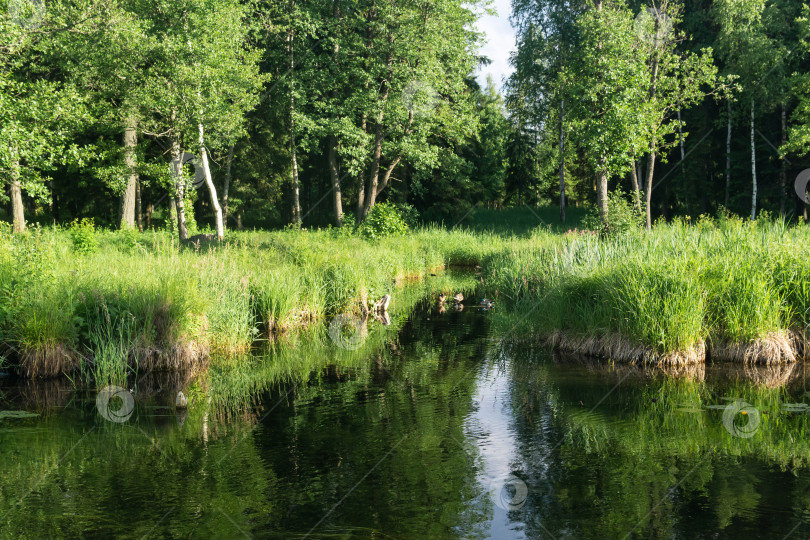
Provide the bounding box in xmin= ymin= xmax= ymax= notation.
xmin=1 ymin=0 xmax=809 ymax=235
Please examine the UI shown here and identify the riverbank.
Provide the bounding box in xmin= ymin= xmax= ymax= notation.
xmin=484 ymin=213 xmax=810 ymax=365
xmin=2 ymin=211 xmax=809 ymax=381
xmin=0 ymin=225 xmax=489 ymax=382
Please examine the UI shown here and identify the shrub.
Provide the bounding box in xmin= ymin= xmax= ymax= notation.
xmin=70 ymin=219 xmax=98 ymax=255
xmin=118 ymin=227 xmax=141 ymax=253
xmin=393 ymin=203 xmax=420 ymax=228
xmin=358 ymin=202 xmax=409 ymax=240
xmin=582 ymin=189 xmax=643 ymax=237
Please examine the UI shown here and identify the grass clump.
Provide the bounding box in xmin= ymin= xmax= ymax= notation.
xmin=0 ymin=222 xmax=486 ymax=380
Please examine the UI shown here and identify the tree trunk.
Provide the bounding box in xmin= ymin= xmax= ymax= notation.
xmin=629 ymin=158 xmax=641 ymax=212
xmin=677 ymin=106 xmax=686 ymax=178
xmin=725 ymin=100 xmax=732 ymax=207
xmin=327 ymin=15 xmax=343 ymax=228
xmin=780 ymin=103 xmax=787 ymax=216
xmin=596 ymin=166 xmax=608 ymax=224
xmin=677 ymin=106 xmax=689 ymax=213
xmin=223 ymin=144 xmax=234 ymax=227
xmin=367 ymin=111 xmax=411 ymax=211
xmin=290 ymin=135 xmax=301 ymax=225
xmin=10 ymin=158 xmax=24 ymax=233
xmin=363 ymin=119 xmax=386 ymax=218
xmin=378 ymin=156 xmax=401 ymax=199
xmin=645 ymin=150 xmax=657 ymax=230
xmin=136 ymin=178 xmax=143 ymax=232
xmin=198 ymin=123 xmax=224 ymax=240
xmin=643 ymin=46 xmax=660 ymax=230
xmin=559 ymin=98 xmax=566 ymax=222
xmin=146 ymin=202 xmax=153 ymax=229
xmin=356 ymin=171 xmax=366 ymax=225
xmin=750 ymin=98 xmax=757 ymax=220
xmin=361 ymin=46 xmax=394 ymax=219
xmin=328 ymin=136 xmax=343 ymax=226
xmin=288 ymin=1 xmax=302 ymax=226
xmin=171 ymin=140 xmax=189 ymax=241
xmin=169 ymin=197 xmax=177 ymax=226
xmin=120 ymin=118 xmax=138 ymax=229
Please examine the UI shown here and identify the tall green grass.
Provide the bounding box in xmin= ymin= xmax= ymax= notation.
xmin=0 ymin=223 xmax=487 ymax=381
xmin=2 ymin=209 xmax=810 ymax=379
xmin=484 ymin=214 xmax=810 ymax=361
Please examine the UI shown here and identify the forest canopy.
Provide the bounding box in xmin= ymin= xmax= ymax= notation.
xmin=1 ymin=0 xmax=809 ymax=235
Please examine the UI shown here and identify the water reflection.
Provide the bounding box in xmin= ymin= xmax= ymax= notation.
xmin=2 ymin=300 xmax=810 ymax=538
xmin=466 ymin=360 xmax=529 ymax=539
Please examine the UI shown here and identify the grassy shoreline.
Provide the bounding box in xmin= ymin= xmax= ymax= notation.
xmin=2 ymin=210 xmax=810 ymax=380
xmin=483 ymin=213 xmax=810 ymax=365
xmin=0 ymin=225 xmax=488 ymax=382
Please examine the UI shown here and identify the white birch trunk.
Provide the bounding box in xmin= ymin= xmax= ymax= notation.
xmin=750 ymin=98 xmax=757 ymax=220
xmin=197 ymin=123 xmax=224 ymax=241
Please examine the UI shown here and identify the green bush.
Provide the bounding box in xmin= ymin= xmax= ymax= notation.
xmin=358 ymin=202 xmax=410 ymax=240
xmin=70 ymin=219 xmax=98 ymax=255
xmin=118 ymin=227 xmax=141 ymax=252
xmin=393 ymin=203 xmax=420 ymax=228
xmin=582 ymin=189 xmax=644 ymax=237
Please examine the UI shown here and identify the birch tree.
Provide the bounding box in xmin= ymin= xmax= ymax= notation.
xmin=636 ymin=1 xmax=720 ymax=229
xmin=715 ymin=0 xmax=779 ymax=219
xmin=136 ymin=0 xmax=264 ymax=240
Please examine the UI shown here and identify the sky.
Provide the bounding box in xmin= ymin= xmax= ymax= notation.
xmin=475 ymin=0 xmax=517 ymax=93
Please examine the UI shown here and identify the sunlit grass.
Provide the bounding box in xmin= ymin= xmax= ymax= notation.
xmin=2 ymin=209 xmax=810 ymax=379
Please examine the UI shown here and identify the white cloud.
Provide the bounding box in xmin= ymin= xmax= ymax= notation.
xmin=474 ymin=0 xmax=516 ymax=93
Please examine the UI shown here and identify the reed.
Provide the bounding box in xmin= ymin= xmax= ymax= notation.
xmin=0 ymin=225 xmax=485 ymax=380
xmin=483 ymin=214 xmax=810 ymax=364
xmin=3 ymin=209 xmax=810 ymax=378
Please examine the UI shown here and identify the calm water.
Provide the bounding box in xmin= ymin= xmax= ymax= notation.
xmin=3 ymin=299 xmax=810 ymax=539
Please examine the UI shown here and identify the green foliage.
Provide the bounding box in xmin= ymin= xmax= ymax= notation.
xmin=562 ymin=4 xmax=651 ymax=180
xmin=69 ymin=218 xmax=98 ymax=255
xmin=582 ymin=190 xmax=644 ymax=237
xmin=358 ymin=202 xmax=410 ymax=240
xmin=392 ymin=203 xmax=420 ymax=228
xmin=117 ymin=227 xmax=140 ymax=253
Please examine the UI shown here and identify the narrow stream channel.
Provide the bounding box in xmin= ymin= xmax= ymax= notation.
xmin=2 ymin=298 xmax=810 ymax=538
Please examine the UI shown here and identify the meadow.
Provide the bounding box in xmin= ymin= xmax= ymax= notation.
xmin=2 ymin=207 xmax=810 ymax=383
